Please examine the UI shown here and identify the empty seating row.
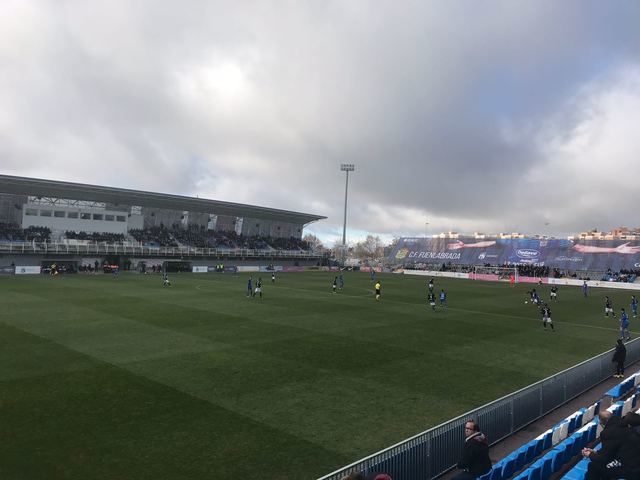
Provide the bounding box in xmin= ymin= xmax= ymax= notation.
xmin=604 ymin=372 xmax=640 ymax=399
xmin=561 ymin=404 xmax=640 ymax=480
xmin=478 ymin=399 xmax=601 ymax=480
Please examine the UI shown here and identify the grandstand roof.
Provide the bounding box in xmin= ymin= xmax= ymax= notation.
xmin=0 ymin=174 xmax=326 ymax=225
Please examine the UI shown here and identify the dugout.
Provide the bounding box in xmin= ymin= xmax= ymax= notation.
xmin=40 ymin=259 xmax=78 ymax=274
xmin=162 ymin=260 xmax=191 ymax=273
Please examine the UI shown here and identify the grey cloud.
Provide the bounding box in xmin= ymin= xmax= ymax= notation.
xmin=1 ymin=1 xmax=640 ymax=240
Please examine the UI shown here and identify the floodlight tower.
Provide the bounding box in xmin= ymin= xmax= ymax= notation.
xmin=340 ymin=164 xmax=355 ymax=255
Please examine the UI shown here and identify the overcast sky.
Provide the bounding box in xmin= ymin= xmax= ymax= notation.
xmin=2 ymin=1 xmax=640 ymax=245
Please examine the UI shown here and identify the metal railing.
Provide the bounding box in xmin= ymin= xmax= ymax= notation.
xmin=0 ymin=241 xmax=323 ymax=259
xmin=318 ymin=339 xmax=640 ymax=480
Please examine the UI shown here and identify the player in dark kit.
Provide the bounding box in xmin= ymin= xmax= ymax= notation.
xmin=255 ymin=278 xmax=263 ymax=299
xmin=428 ymin=292 xmax=436 ymax=311
xmin=541 ymin=304 xmax=554 ymax=331
xmin=332 ymin=277 xmax=337 ymax=294
xmin=550 ymin=286 xmax=558 ymax=301
xmin=604 ymin=296 xmax=615 ymax=317
xmin=428 ymin=278 xmax=434 ymax=293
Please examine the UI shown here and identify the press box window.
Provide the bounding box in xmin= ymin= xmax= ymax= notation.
xmin=40 ymin=210 xmax=52 ymax=217
xmin=105 ymin=215 xmax=114 ymax=221
xmin=81 ymin=213 xmax=91 ymax=220
xmin=25 ymin=208 xmax=38 ymax=216
xmin=93 ymin=214 xmax=103 ymax=221
xmin=67 ymin=212 xmax=79 ymax=219
xmin=116 ymin=216 xmax=126 ymax=222
xmin=54 ymin=211 xmax=66 ymax=218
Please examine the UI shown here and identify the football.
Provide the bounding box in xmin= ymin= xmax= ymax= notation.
xmin=525 ymin=301 xmax=528 ymax=304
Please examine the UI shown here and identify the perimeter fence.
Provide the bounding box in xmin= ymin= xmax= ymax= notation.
xmin=318 ymin=339 xmax=640 ymax=480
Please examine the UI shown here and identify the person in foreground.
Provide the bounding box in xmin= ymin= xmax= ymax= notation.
xmin=581 ymin=410 xmax=640 ymax=480
xmin=453 ymin=420 xmax=492 ymax=480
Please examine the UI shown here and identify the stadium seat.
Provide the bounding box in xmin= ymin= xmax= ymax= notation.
xmin=563 ymin=436 xmax=577 ymax=461
xmin=610 ymin=401 xmax=624 ymax=417
xmin=536 ymin=454 xmax=553 ymax=480
xmin=551 ymin=423 xmax=565 ymax=446
xmin=540 ymin=429 xmax=553 ymax=452
xmin=558 ymin=421 xmax=569 ymax=442
xmin=524 ymin=440 xmax=538 ymax=464
xmin=501 ymin=454 xmax=517 ymax=479
xmin=489 ymin=462 xmax=504 ymax=480
xmin=568 ymin=410 xmax=584 ymax=434
xmin=514 ymin=445 xmax=528 ymax=470
xmin=581 ymin=405 xmax=595 ymax=426
xmin=622 ymin=396 xmax=634 ymax=416
xmin=550 ymin=447 xmax=566 ymax=474
xmin=526 ymin=462 xmax=542 ymax=480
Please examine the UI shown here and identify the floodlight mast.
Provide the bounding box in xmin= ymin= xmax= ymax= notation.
xmin=340 ymin=164 xmax=355 ymax=259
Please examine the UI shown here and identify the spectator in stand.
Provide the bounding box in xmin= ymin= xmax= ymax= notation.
xmin=612 ymin=339 xmax=626 ymax=378
xmin=581 ymin=410 xmax=640 ymax=480
xmin=452 ymin=420 xmax=492 ymax=480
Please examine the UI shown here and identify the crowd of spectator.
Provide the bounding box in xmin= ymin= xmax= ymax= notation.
xmin=511 ymin=264 xmax=550 ymax=278
xmin=0 ymin=223 xmax=51 ymax=242
xmin=126 ymin=225 xmax=312 ymax=251
xmin=65 ymin=231 xmax=125 ymax=243
xmin=601 ymin=268 xmax=640 ymax=283
xmin=129 ymin=226 xmax=178 ymax=247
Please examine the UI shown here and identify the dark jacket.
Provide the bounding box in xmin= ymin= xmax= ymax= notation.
xmin=457 ymin=432 xmax=492 ymax=476
xmin=612 ymin=343 xmax=626 ymax=363
xmin=590 ymin=416 xmax=640 ymax=468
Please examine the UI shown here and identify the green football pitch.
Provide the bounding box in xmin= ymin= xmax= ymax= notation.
xmin=0 ymin=271 xmax=635 ymax=479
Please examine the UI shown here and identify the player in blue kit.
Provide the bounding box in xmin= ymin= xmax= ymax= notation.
xmin=619 ymin=308 xmax=630 ymax=340
xmin=631 ymin=295 xmax=638 ymax=318
xmin=439 ymin=289 xmax=447 ymax=308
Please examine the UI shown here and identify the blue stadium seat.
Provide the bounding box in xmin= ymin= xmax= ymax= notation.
xmin=550 ymin=446 xmax=566 ymax=474
xmin=524 ymin=440 xmax=538 ymax=464
xmin=501 ymin=454 xmax=517 ymax=479
xmin=534 ymin=431 xmax=553 ymax=457
xmin=610 ymin=402 xmax=624 ymax=417
xmin=535 ymin=455 xmax=553 ymax=480
xmin=489 ymin=461 xmax=504 ymax=480
xmin=563 ymin=437 xmax=577 ymax=462
xmin=568 ymin=415 xmax=578 ymax=434
xmin=541 ymin=430 xmax=553 ymax=451
xmin=526 ymin=462 xmax=542 ymax=480
xmin=514 ymin=445 xmax=528 ymax=470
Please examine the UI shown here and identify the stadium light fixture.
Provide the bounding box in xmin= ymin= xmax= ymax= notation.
xmin=340 ymin=164 xmax=355 ymax=253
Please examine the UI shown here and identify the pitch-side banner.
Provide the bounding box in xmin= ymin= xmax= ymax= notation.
xmin=389 ymin=237 xmax=640 ymax=270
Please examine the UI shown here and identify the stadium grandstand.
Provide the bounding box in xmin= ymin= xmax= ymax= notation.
xmin=0 ymin=174 xmax=327 ymax=272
